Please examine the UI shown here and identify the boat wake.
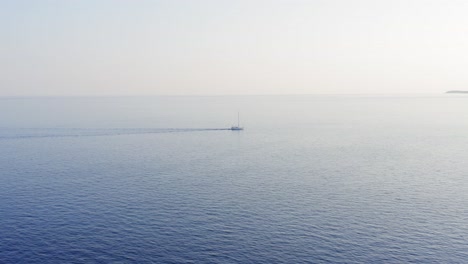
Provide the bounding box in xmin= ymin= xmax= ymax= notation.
xmin=0 ymin=127 xmax=233 ymax=140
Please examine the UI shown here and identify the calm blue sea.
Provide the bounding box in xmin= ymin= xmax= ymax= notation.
xmin=1 ymin=95 xmax=468 ymax=263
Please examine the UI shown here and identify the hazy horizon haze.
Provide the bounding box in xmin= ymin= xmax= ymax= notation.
xmin=2 ymin=0 xmax=468 ymax=96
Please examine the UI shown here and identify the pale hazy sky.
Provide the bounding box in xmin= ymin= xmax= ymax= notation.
xmin=2 ymin=0 xmax=468 ymax=96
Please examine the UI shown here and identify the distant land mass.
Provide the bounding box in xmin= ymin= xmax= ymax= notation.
xmin=446 ymin=90 xmax=468 ymax=94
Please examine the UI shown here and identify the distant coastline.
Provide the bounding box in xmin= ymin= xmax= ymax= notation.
xmin=446 ymin=90 xmax=468 ymax=94
xmin=445 ymin=90 xmax=468 ymax=94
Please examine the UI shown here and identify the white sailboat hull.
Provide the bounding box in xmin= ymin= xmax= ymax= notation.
xmin=231 ymin=112 xmax=244 ymax=130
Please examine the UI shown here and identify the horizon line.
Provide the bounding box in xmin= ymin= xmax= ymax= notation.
xmin=0 ymin=92 xmax=454 ymax=98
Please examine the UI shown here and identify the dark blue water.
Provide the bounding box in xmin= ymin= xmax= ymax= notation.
xmin=1 ymin=95 xmax=468 ymax=263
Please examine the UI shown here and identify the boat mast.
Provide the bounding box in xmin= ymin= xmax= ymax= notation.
xmin=238 ymin=112 xmax=240 ymax=127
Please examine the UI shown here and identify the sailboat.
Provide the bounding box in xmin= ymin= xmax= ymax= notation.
xmin=230 ymin=112 xmax=244 ymax=131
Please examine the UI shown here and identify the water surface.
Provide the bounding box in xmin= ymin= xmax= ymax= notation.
xmin=1 ymin=95 xmax=468 ymax=263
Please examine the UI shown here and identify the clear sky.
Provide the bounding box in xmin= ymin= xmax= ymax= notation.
xmin=2 ymin=0 xmax=468 ymax=96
